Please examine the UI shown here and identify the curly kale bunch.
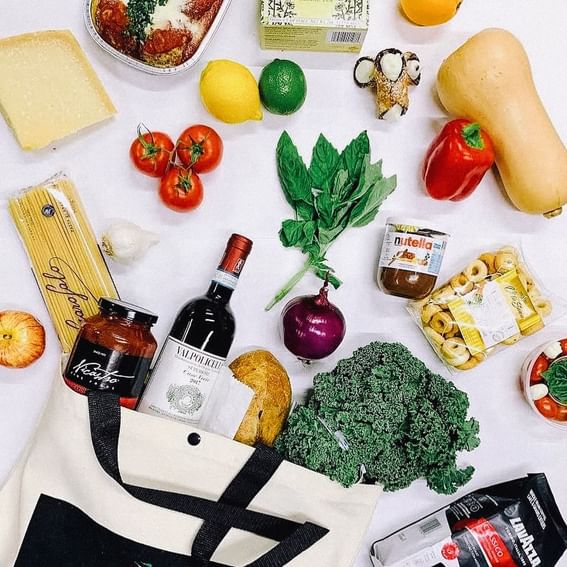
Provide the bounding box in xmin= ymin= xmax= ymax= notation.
xmin=275 ymin=342 xmax=480 ymax=494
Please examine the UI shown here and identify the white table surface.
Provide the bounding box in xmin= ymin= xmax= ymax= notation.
xmin=2 ymin=1 xmax=567 ymax=565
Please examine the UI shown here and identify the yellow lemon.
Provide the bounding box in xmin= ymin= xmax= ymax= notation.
xmin=200 ymin=60 xmax=263 ymax=124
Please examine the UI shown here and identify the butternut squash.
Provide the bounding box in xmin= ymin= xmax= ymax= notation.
xmin=437 ymin=28 xmax=567 ymax=217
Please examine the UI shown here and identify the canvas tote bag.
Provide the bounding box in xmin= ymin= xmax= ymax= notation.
xmin=0 ymin=371 xmax=381 ymax=566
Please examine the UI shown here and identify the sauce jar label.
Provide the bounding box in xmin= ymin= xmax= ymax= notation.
xmin=65 ymin=339 xmax=151 ymax=397
xmin=378 ymin=230 xmax=447 ymax=276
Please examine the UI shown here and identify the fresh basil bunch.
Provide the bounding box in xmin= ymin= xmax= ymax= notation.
xmin=266 ymin=130 xmax=397 ymax=310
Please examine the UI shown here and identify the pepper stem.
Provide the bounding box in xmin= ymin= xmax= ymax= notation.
xmin=462 ymin=122 xmax=484 ymax=150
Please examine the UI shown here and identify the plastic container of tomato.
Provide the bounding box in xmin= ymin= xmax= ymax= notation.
xmin=84 ymin=0 xmax=231 ymax=75
xmin=521 ymin=338 xmax=567 ymax=429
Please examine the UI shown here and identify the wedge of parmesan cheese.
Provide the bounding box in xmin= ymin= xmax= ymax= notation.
xmin=0 ymin=30 xmax=116 ymax=150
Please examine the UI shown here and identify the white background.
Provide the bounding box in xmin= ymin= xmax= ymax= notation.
xmin=2 ymin=1 xmax=567 ymax=565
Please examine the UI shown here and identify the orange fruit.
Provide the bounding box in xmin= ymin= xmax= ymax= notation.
xmin=400 ymin=0 xmax=463 ymax=26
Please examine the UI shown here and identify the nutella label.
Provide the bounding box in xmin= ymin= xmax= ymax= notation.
xmin=379 ymin=230 xmax=447 ymax=276
xmin=138 ymin=337 xmax=226 ymax=425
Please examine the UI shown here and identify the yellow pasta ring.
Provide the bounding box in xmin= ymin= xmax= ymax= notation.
xmin=464 ymin=260 xmax=488 ymax=283
xmin=421 ymin=303 xmax=441 ymax=325
xmin=494 ymin=252 xmax=516 ymax=273
xmin=430 ymin=311 xmax=456 ymax=336
xmin=450 ymin=273 xmax=474 ymax=295
xmin=441 ymin=337 xmax=470 ymax=367
xmin=478 ymin=253 xmax=496 ymax=274
xmin=424 ymin=325 xmax=445 ymax=346
xmin=533 ymin=297 xmax=552 ymax=317
xmin=502 ymin=333 xmax=521 ymax=346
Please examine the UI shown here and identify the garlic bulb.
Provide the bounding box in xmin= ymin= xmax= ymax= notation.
xmin=101 ymin=220 xmax=159 ymax=263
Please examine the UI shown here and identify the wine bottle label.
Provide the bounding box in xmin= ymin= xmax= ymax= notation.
xmin=212 ymin=269 xmax=239 ymax=290
xmin=138 ymin=336 xmax=226 ymax=425
xmin=64 ymin=339 xmax=150 ymax=397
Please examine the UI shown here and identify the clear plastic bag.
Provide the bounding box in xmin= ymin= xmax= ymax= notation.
xmin=408 ymin=244 xmax=563 ymax=372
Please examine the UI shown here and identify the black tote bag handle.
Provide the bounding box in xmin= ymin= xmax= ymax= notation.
xmin=87 ymin=391 xmax=329 ymax=566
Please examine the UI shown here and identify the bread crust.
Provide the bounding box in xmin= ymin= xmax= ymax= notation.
xmin=230 ymin=350 xmax=292 ymax=447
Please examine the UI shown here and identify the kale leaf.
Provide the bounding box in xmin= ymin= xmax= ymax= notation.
xmin=275 ymin=342 xmax=480 ymax=495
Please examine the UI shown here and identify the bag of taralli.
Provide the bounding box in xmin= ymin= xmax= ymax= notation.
xmin=0 ymin=371 xmax=381 ymax=566
xmin=408 ymin=245 xmax=560 ymax=372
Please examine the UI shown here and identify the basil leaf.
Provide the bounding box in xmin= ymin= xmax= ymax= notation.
xmin=332 ymin=168 xmax=350 ymax=198
xmin=543 ymin=361 xmax=567 ymax=404
xmin=296 ymin=200 xmax=316 ymax=222
xmin=348 ymin=156 xmax=384 ymax=204
xmin=316 ymin=189 xmax=335 ymax=229
xmin=303 ymin=242 xmax=322 ymax=259
xmin=319 ymin=214 xmax=350 ymax=245
xmin=309 ymin=134 xmax=341 ymax=191
xmin=277 ymin=132 xmax=314 ymax=209
xmin=340 ymin=130 xmax=370 ymax=180
xmin=303 ymin=220 xmax=316 ymax=242
xmin=350 ymin=174 xmax=397 ymax=228
xmin=280 ymin=219 xmax=307 ymax=248
xmin=312 ymin=262 xmax=342 ymax=288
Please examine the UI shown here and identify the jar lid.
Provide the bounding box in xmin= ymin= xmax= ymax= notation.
xmin=99 ymin=298 xmax=158 ymax=325
xmin=385 ymin=216 xmax=448 ymax=236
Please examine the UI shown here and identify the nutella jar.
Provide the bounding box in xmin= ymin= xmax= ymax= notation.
xmin=64 ymin=298 xmax=158 ymax=409
xmin=378 ymin=217 xmax=449 ymax=300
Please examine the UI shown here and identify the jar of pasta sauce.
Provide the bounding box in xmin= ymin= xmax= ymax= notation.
xmin=377 ymin=217 xmax=449 ymax=300
xmin=64 ymin=298 xmax=158 ymax=409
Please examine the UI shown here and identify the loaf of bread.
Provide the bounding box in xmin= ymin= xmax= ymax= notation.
xmin=230 ymin=350 xmax=292 ymax=447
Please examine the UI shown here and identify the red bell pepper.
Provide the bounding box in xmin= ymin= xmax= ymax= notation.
xmin=422 ymin=119 xmax=495 ymax=201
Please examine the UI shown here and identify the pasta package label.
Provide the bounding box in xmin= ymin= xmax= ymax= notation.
xmin=8 ymin=173 xmax=119 ymax=352
xmin=409 ymin=246 xmax=553 ymax=371
xmin=448 ymin=270 xmax=541 ymax=355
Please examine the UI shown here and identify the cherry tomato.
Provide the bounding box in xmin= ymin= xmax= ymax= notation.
xmin=176 ymin=125 xmax=223 ymax=173
xmin=159 ymin=166 xmax=203 ymax=212
xmin=535 ymin=396 xmax=560 ymax=420
xmin=560 ymin=339 xmax=567 ymax=354
xmin=130 ymin=127 xmax=174 ymax=178
xmin=530 ymin=354 xmax=549 ymax=384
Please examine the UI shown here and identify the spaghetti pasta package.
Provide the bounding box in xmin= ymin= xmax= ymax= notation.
xmin=9 ymin=172 xmax=119 ymax=352
xmin=408 ymin=245 xmax=559 ymax=372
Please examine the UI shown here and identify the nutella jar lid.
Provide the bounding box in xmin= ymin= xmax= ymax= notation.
xmin=385 ymin=216 xmax=449 ymax=236
xmin=98 ymin=298 xmax=158 ymax=325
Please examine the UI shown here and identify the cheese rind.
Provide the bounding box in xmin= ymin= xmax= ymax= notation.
xmin=0 ymin=30 xmax=116 ymax=150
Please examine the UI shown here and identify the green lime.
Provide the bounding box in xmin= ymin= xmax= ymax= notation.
xmin=259 ymin=59 xmax=307 ymax=116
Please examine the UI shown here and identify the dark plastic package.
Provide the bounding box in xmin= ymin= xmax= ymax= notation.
xmin=371 ymin=474 xmax=567 ymax=567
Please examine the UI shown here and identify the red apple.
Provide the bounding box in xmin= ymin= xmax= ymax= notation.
xmin=0 ymin=311 xmax=45 ymax=369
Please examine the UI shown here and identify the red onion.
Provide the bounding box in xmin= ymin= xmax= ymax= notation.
xmin=281 ymin=281 xmax=346 ymax=361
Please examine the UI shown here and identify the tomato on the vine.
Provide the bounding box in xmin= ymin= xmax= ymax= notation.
xmin=530 ymin=354 xmax=549 ymax=384
xmin=176 ymin=125 xmax=223 ymax=173
xmin=159 ymin=166 xmax=203 ymax=212
xmin=535 ymin=396 xmax=560 ymax=420
xmin=130 ymin=126 xmax=174 ymax=178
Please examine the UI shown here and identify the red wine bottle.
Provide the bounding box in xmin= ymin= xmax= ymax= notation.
xmin=137 ymin=234 xmax=252 ymax=424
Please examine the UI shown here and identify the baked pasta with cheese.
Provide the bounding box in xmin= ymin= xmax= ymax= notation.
xmin=93 ymin=0 xmax=224 ymax=68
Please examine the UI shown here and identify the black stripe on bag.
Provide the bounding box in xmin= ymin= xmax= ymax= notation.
xmin=88 ymin=392 xmax=328 ymax=566
xmin=191 ymin=445 xmax=284 ymax=561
